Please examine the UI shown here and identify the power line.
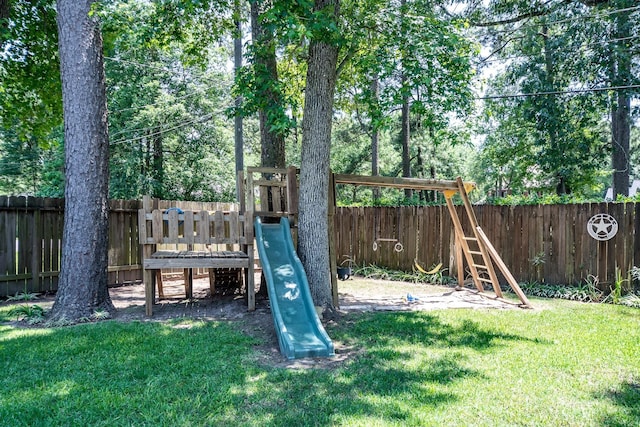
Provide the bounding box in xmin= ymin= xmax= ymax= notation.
xmin=475 ymin=35 xmax=640 ymax=65
xmin=105 ymin=56 xmax=182 ymax=74
xmin=108 ymin=96 xmax=235 ymax=142
xmin=482 ymin=4 xmax=640 ymax=34
xmin=104 ymin=55 xmax=230 ymax=85
xmin=477 ymin=84 xmax=640 ymax=100
xmin=109 ymin=112 xmax=217 ymax=146
xmin=107 ymin=85 xmax=222 ymax=115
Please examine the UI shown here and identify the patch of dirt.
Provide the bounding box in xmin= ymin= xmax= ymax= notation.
xmin=3 ymin=275 xmax=521 ymax=369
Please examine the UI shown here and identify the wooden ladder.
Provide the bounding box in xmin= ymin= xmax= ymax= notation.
xmin=444 ymin=178 xmax=532 ymax=308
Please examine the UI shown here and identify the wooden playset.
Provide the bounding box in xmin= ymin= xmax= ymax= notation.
xmin=138 ymin=167 xmax=531 ymax=316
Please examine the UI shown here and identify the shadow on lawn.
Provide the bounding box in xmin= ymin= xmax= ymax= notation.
xmin=597 ymin=379 xmax=640 ymax=427
xmin=335 ymin=311 xmax=549 ymax=352
xmin=240 ymin=310 xmax=548 ymax=425
xmin=0 ymin=311 xmax=549 ymax=426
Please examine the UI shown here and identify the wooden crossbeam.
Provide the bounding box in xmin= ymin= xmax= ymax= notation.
xmin=334 ymin=173 xmax=475 ymax=192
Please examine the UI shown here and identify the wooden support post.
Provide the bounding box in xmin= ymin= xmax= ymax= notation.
xmin=476 ymin=227 xmax=532 ymax=308
xmin=143 ymin=247 xmax=155 ymax=317
xmin=287 ymin=166 xmax=299 ymax=225
xmin=237 ymin=170 xmax=245 ymax=212
xmin=141 ymin=195 xmax=158 ymax=317
xmin=209 ymin=269 xmax=216 ymax=297
xmin=455 ymin=233 xmax=464 ymax=289
xmin=246 ymin=172 xmax=255 ymax=217
xmin=156 ymin=270 xmax=164 ymax=298
xmin=184 ymin=268 xmax=193 ymax=299
xmin=329 ymin=171 xmax=339 ymax=308
xmin=247 ymin=243 xmax=255 ymax=311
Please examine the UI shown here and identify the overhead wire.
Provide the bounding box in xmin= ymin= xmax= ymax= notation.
xmin=474 ymin=35 xmax=640 ymax=66
xmin=476 ymin=84 xmax=640 ymax=100
xmin=476 ymin=4 xmax=640 ymax=35
xmin=103 ymin=55 xmax=235 ymax=141
xmin=109 ymin=112 xmax=217 ymax=146
xmin=108 ymin=87 xmax=212 ymax=115
xmin=104 ymin=55 xmax=231 ymax=86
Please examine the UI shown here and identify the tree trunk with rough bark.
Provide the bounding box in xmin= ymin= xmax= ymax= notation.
xmin=49 ymin=0 xmax=114 ymax=322
xmin=610 ymin=3 xmax=631 ymax=198
xmin=234 ymin=0 xmax=244 ymax=197
xmin=400 ymin=77 xmax=411 ymax=198
xmin=250 ymin=0 xmax=285 ymax=169
xmin=371 ymin=75 xmax=380 ymax=203
xmin=400 ymin=0 xmax=412 ymax=199
xmin=298 ymin=0 xmax=340 ymax=309
xmin=611 ymin=92 xmax=630 ymax=197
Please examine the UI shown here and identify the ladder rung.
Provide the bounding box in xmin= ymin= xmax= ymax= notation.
xmin=478 ymin=277 xmax=494 ymax=283
xmin=473 ymin=264 xmax=489 ymax=270
xmin=463 ymin=236 xmax=477 ymax=241
xmin=468 ymin=250 xmax=483 ymax=255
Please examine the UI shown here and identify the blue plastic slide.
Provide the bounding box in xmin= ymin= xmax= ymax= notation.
xmin=254 ymin=217 xmax=334 ymax=360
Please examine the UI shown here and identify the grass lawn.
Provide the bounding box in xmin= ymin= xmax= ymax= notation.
xmin=1 ymin=297 xmax=639 ymax=426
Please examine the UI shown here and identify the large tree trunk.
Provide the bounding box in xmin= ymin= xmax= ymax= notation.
xmin=371 ymin=75 xmax=380 ymax=203
xmin=152 ymin=130 xmax=164 ymax=198
xmin=298 ymin=0 xmax=340 ymax=309
xmin=234 ymin=0 xmax=244 ymax=199
xmin=400 ymin=80 xmax=411 ymax=198
xmin=610 ymin=3 xmax=631 ymax=198
xmin=611 ymin=92 xmax=630 ymax=197
xmin=49 ymin=0 xmax=114 ymax=322
xmin=250 ymin=0 xmax=285 ymax=169
xmin=399 ymin=0 xmax=411 ymax=199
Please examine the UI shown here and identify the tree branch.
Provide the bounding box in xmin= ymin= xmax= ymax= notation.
xmin=470 ymin=0 xmax=559 ymax=27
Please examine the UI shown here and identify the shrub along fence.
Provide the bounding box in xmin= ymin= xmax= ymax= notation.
xmin=1 ymin=196 xmax=638 ymax=297
xmin=334 ymin=203 xmax=639 ymax=290
xmin=0 ymin=196 xmax=234 ymax=297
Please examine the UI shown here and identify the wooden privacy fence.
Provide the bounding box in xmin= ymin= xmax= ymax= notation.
xmin=0 ymin=196 xmax=235 ymax=297
xmin=334 ymin=203 xmax=640 ymax=289
xmin=1 ymin=196 xmax=639 ymax=297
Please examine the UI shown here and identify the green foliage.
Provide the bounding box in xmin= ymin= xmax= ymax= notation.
xmin=335 ymin=0 xmax=477 ymax=181
xmin=516 ymin=272 xmax=640 ymax=308
xmin=469 ymin=0 xmax=635 ymax=199
xmin=7 ymin=304 xmax=46 ymax=324
xmin=517 ymin=281 xmax=605 ymax=303
xmin=631 ymin=266 xmax=640 ymax=285
xmin=1 ymin=0 xmax=244 ymax=201
xmin=102 ymin=1 xmax=243 ymax=201
xmin=486 ymin=192 xmax=605 ymax=206
xmin=354 ymin=264 xmax=453 ymax=286
xmin=6 ymin=292 xmax=40 ymax=302
xmin=0 ymin=0 xmax=64 ymax=195
xmin=331 ymin=117 xmax=476 ymax=206
xmin=0 ymin=0 xmax=62 ymax=145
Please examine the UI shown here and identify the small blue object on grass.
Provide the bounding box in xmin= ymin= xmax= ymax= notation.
xmin=406 ymin=293 xmax=419 ymax=302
